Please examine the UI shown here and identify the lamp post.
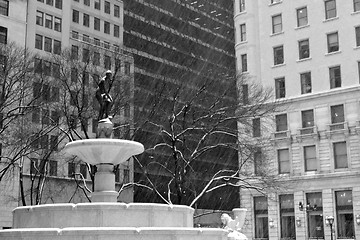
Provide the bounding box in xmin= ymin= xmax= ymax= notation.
xmin=325 ymin=216 xmax=334 ymax=240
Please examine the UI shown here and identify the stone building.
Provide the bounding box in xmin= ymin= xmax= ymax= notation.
xmin=0 ymin=0 xmax=134 ymax=229
xmin=235 ymin=0 xmax=360 ymax=239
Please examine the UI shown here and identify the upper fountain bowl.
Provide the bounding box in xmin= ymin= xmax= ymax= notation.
xmin=64 ymin=139 xmax=144 ymax=165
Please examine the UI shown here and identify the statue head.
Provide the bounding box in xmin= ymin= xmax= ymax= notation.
xmin=105 ymin=70 xmax=112 ymax=78
xmin=221 ymin=213 xmax=232 ymax=226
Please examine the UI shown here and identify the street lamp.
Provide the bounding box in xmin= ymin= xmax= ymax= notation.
xmin=325 ymin=216 xmax=334 ymax=240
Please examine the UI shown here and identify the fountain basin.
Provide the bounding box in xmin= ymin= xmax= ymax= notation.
xmin=64 ymin=139 xmax=144 ymax=165
xmin=13 ymin=203 xmax=194 ymax=229
xmin=0 ymin=227 xmax=228 ymax=240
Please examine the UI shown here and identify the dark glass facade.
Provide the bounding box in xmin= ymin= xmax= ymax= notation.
xmin=123 ymin=0 xmax=237 ymax=210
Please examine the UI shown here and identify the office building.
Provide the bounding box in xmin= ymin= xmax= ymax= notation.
xmin=122 ymin=0 xmax=239 ymax=212
xmin=235 ymin=0 xmax=360 ymax=239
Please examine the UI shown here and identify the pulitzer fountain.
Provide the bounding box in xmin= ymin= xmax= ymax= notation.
xmin=0 ymin=71 xmax=247 ymax=240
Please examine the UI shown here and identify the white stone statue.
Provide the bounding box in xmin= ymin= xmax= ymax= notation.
xmin=221 ymin=212 xmax=248 ymax=240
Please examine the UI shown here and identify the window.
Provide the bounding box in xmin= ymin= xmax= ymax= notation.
xmin=276 ymin=114 xmax=287 ymax=132
xmin=355 ymin=26 xmax=360 ymax=47
xmin=53 ymin=40 xmax=61 ymax=55
xmin=327 ymin=32 xmax=339 ymax=53
xmin=94 ymin=38 xmax=100 ymax=46
xmin=49 ymin=160 xmax=57 ymax=176
xmin=241 ymin=54 xmax=247 ymax=72
xmin=299 ymin=39 xmax=310 ymax=59
xmin=71 ymin=45 xmax=78 ymax=60
xmin=68 ymin=162 xmax=76 ymax=177
xmin=0 ymin=26 xmax=7 ymax=44
xmin=242 ymin=84 xmax=248 ymax=105
xmin=254 ymin=148 xmax=263 ymax=175
xmin=123 ymin=168 xmax=130 ymax=183
xmin=331 ymin=104 xmax=344 ymax=125
xmin=104 ymin=55 xmax=111 ymax=69
xmin=36 ymin=11 xmax=44 ymax=26
xmin=114 ymin=166 xmax=120 ymax=182
xmin=254 ymin=196 xmax=268 ymax=239
xmin=335 ymin=190 xmax=354 ymax=239
xmin=83 ymin=13 xmax=89 ymax=27
xmin=51 ymin=110 xmax=60 ymax=124
xmin=239 ymin=0 xmax=245 ymax=12
xmin=125 ymin=62 xmax=131 ymax=75
xmin=70 ymin=91 xmax=77 ymax=106
xmin=271 ymin=0 xmax=281 ymax=3
xmin=114 ymin=4 xmax=120 ymax=17
xmin=329 ymin=66 xmax=341 ymax=89
xmin=358 ymin=62 xmax=360 ymax=83
xmin=83 ymin=34 xmax=90 ymax=43
xmin=280 ymin=195 xmax=295 ymax=239
xmin=355 ymin=0 xmax=360 ymax=12
xmin=275 ymin=77 xmax=285 ymax=99
xmin=95 ymin=0 xmax=101 ymax=10
xmin=71 ymin=68 xmax=78 ymax=82
xmin=93 ymin=52 xmax=100 ymax=66
xmin=55 ymin=0 xmax=62 ymax=9
xmin=72 ymin=31 xmax=79 ymax=39
xmin=35 ymin=34 xmax=43 ymax=50
xmin=306 ymin=192 xmax=324 ymax=238
xmin=272 ymin=14 xmax=282 ymax=34
xmin=301 ymin=109 xmax=314 ymax=130
xmin=51 ymin=86 xmax=59 ymax=102
xmin=82 ymin=48 xmax=89 ymax=63
xmin=273 ymin=45 xmax=284 ymax=65
xmin=297 ymin=7 xmax=308 ymax=27
xmin=300 ymin=72 xmax=312 ymax=94
xmin=104 ymin=21 xmax=110 ymax=34
xmin=34 ymin=59 xmax=42 ymax=74
xmin=105 ymin=1 xmax=110 ymax=13
xmin=40 ymin=134 xmax=49 ymax=148
xmin=325 ymin=0 xmax=337 ymax=19
xmin=45 ymin=14 xmax=53 ymax=29
xmin=253 ymin=118 xmax=261 ymax=137
xmin=92 ymin=118 xmax=98 ymax=133
xmin=334 ymin=142 xmax=348 ymax=169
xmin=239 ymin=24 xmax=246 ymax=42
xmin=114 ymin=25 xmax=120 ymax=38
xmin=54 ymin=17 xmax=62 ymax=32
xmin=103 ymin=41 xmax=110 ymax=49
xmin=46 ymin=0 xmax=53 ymax=6
xmin=80 ymin=164 xmax=87 ymax=179
xmin=0 ymin=0 xmax=9 ymax=16
xmin=278 ymin=148 xmax=290 ymax=174
xmin=72 ymin=10 xmax=79 ymax=23
xmin=44 ymin=37 xmax=52 ymax=52
xmin=304 ymin=145 xmax=317 ymax=171
xmin=84 ymin=0 xmax=90 ymax=6
xmin=94 ymin=17 xmax=100 ymax=31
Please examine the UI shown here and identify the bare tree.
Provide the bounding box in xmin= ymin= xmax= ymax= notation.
xmin=131 ymin=70 xmax=282 ymax=209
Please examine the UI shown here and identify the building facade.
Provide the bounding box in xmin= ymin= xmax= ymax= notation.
xmin=235 ymin=0 xmax=360 ymax=239
xmin=0 ymin=0 xmax=133 ymax=229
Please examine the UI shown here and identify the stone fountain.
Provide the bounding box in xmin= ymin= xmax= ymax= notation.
xmin=0 ymin=82 xmax=248 ymax=239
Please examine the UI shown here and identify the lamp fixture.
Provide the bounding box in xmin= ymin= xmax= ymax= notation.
xmin=296 ymin=217 xmax=301 ymax=227
xmin=269 ymin=219 xmax=274 ymax=228
xmin=356 ymin=215 xmax=360 ymax=225
xmin=325 ymin=216 xmax=335 ymax=240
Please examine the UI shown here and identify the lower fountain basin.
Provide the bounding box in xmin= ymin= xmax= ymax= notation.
xmin=13 ymin=203 xmax=194 ymax=229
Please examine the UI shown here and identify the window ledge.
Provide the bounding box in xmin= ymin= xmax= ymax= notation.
xmin=351 ymin=11 xmax=360 ymax=16
xmin=295 ymin=24 xmax=310 ymax=30
xmin=325 ymin=50 xmax=341 ymax=56
xmin=272 ymin=63 xmax=286 ymax=68
xmin=269 ymin=1 xmax=282 ymax=6
xmin=354 ymin=46 xmax=360 ymax=50
xmin=270 ymin=31 xmax=284 ymax=37
xmin=323 ymin=16 xmax=339 ymax=23
xmin=296 ymin=57 xmax=312 ymax=63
